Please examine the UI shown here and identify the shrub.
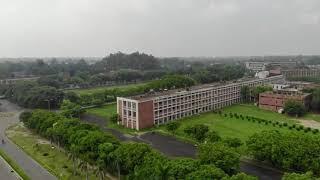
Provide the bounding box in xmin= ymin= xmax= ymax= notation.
xmin=312 ymin=129 xmax=319 ymax=134
xmin=184 ymin=124 xmax=209 ymax=142
xmin=206 ymin=131 xmax=222 ymax=143
xmin=283 ymin=123 xmax=288 ymax=127
xmin=166 ymin=122 xmax=180 ymax=133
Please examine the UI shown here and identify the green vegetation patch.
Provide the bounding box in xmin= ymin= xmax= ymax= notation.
xmin=86 ymin=103 xmax=117 ymax=119
xmin=6 ymin=123 xmax=100 ymax=180
xmin=68 ymin=83 xmax=147 ymax=95
xmin=159 ymin=105 xmax=302 ymax=144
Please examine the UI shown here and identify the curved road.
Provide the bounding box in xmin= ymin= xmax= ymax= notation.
xmin=81 ymin=114 xmax=283 ymax=180
xmin=0 ymin=100 xmax=57 ymax=180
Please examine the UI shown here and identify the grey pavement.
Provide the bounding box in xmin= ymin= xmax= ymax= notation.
xmin=0 ymin=155 xmax=20 ymax=180
xmin=0 ymin=99 xmax=57 ymax=180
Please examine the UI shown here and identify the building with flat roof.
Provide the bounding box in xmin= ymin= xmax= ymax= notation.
xmin=282 ymin=68 xmax=320 ymax=79
xmin=117 ymin=75 xmax=285 ymax=130
xmin=259 ymin=89 xmax=311 ymax=112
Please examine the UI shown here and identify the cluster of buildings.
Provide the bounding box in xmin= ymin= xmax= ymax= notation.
xmin=117 ymin=75 xmax=284 ymax=130
xmin=116 ymin=60 xmax=319 ymax=130
xmin=259 ymin=88 xmax=311 ymax=113
xmin=282 ymin=68 xmax=320 ymax=79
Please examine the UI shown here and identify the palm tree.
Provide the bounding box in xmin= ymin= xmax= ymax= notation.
xmin=68 ymin=145 xmax=79 ymax=176
xmin=78 ymin=160 xmax=90 ymax=180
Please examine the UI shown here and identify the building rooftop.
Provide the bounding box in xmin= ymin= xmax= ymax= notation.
xmin=129 ymin=75 xmax=284 ymax=101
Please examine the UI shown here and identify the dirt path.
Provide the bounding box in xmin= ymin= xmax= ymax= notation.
xmin=298 ymin=119 xmax=320 ymax=130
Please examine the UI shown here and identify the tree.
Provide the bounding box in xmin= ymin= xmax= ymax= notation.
xmin=198 ymin=143 xmax=240 ymax=174
xmin=282 ymin=172 xmax=317 ymax=180
xmin=247 ymin=130 xmax=320 ymax=175
xmin=284 ymin=100 xmax=306 ymax=117
xmin=311 ymin=89 xmax=320 ymax=112
xmin=19 ymin=111 xmax=32 ymax=123
xmin=109 ymin=114 xmax=119 ymax=123
xmin=186 ymin=165 xmax=227 ymax=180
xmin=167 ymin=158 xmax=200 ymax=179
xmin=64 ymin=91 xmax=80 ymax=104
xmin=184 ymin=124 xmax=209 ymax=142
xmin=222 ymin=173 xmax=258 ymax=180
xmin=222 ymin=137 xmax=243 ymax=148
xmin=110 ymin=143 xmax=152 ymax=175
xmin=165 ymin=121 xmax=180 ymax=134
xmin=240 ymin=86 xmax=251 ymax=103
xmin=130 ymin=151 xmax=169 ymax=180
xmin=251 ymin=86 xmax=272 ymax=102
xmin=60 ymin=100 xmax=85 ymax=118
xmin=205 ymin=130 xmax=221 ymax=143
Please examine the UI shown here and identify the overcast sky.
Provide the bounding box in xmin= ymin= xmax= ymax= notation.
xmin=0 ymin=0 xmax=319 ymax=57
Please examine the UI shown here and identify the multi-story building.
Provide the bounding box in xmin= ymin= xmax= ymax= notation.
xmin=282 ymin=68 xmax=320 ymax=79
xmin=117 ymin=75 xmax=284 ymax=130
xmin=259 ymin=89 xmax=311 ymax=112
xmin=0 ymin=77 xmax=39 ymax=85
xmin=245 ymin=62 xmax=267 ymax=72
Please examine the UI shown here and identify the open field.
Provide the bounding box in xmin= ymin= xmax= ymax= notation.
xmin=158 ymin=104 xmax=300 ymax=143
xmin=6 ymin=123 xmax=102 ymax=180
xmin=86 ymin=103 xmax=117 ymax=119
xmin=85 ymin=103 xmax=138 ymax=134
xmin=86 ymin=103 xmax=320 ymax=136
xmin=67 ymin=82 xmax=147 ymax=95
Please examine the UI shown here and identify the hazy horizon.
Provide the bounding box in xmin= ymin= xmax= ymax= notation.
xmin=1 ymin=0 xmax=320 ymax=57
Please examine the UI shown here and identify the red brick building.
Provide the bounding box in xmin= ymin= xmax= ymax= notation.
xmin=117 ymin=75 xmax=284 ymax=130
xmin=259 ymin=89 xmax=311 ymax=112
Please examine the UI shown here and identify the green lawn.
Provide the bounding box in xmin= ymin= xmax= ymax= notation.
xmin=159 ymin=104 xmax=311 ymax=145
xmin=67 ymin=82 xmax=147 ymax=95
xmin=86 ymin=103 xmax=117 ymax=119
xmin=6 ymin=123 xmax=103 ymax=180
xmin=86 ymin=104 xmax=138 ymax=134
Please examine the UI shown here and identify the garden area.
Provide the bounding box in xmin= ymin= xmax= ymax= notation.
xmin=158 ymin=104 xmax=319 ymax=146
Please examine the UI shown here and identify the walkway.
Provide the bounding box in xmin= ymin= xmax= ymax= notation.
xmin=0 ymin=100 xmax=56 ymax=180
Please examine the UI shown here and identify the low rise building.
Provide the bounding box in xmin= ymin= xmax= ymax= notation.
xmin=282 ymin=68 xmax=320 ymax=79
xmin=259 ymin=89 xmax=311 ymax=112
xmin=117 ymin=75 xmax=285 ymax=130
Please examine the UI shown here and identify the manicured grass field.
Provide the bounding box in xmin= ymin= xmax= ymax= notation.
xmin=86 ymin=103 xmax=117 ymax=119
xmin=6 ymin=123 xmax=102 ymax=180
xmin=159 ymin=104 xmax=310 ymax=144
xmin=67 ymin=82 xmax=147 ymax=95
xmin=85 ymin=104 xmax=138 ymax=134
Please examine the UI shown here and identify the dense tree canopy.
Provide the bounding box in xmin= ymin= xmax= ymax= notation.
xmin=247 ymin=130 xmax=320 ymax=175
xmin=284 ymin=100 xmax=306 ymax=117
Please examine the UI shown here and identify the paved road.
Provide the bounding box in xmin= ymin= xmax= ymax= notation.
xmin=0 ymin=100 xmax=57 ymax=180
xmin=81 ymin=114 xmax=283 ymax=180
xmin=0 ymin=155 xmax=20 ymax=180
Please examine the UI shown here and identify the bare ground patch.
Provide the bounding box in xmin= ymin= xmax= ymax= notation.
xmin=298 ymin=119 xmax=320 ymax=130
